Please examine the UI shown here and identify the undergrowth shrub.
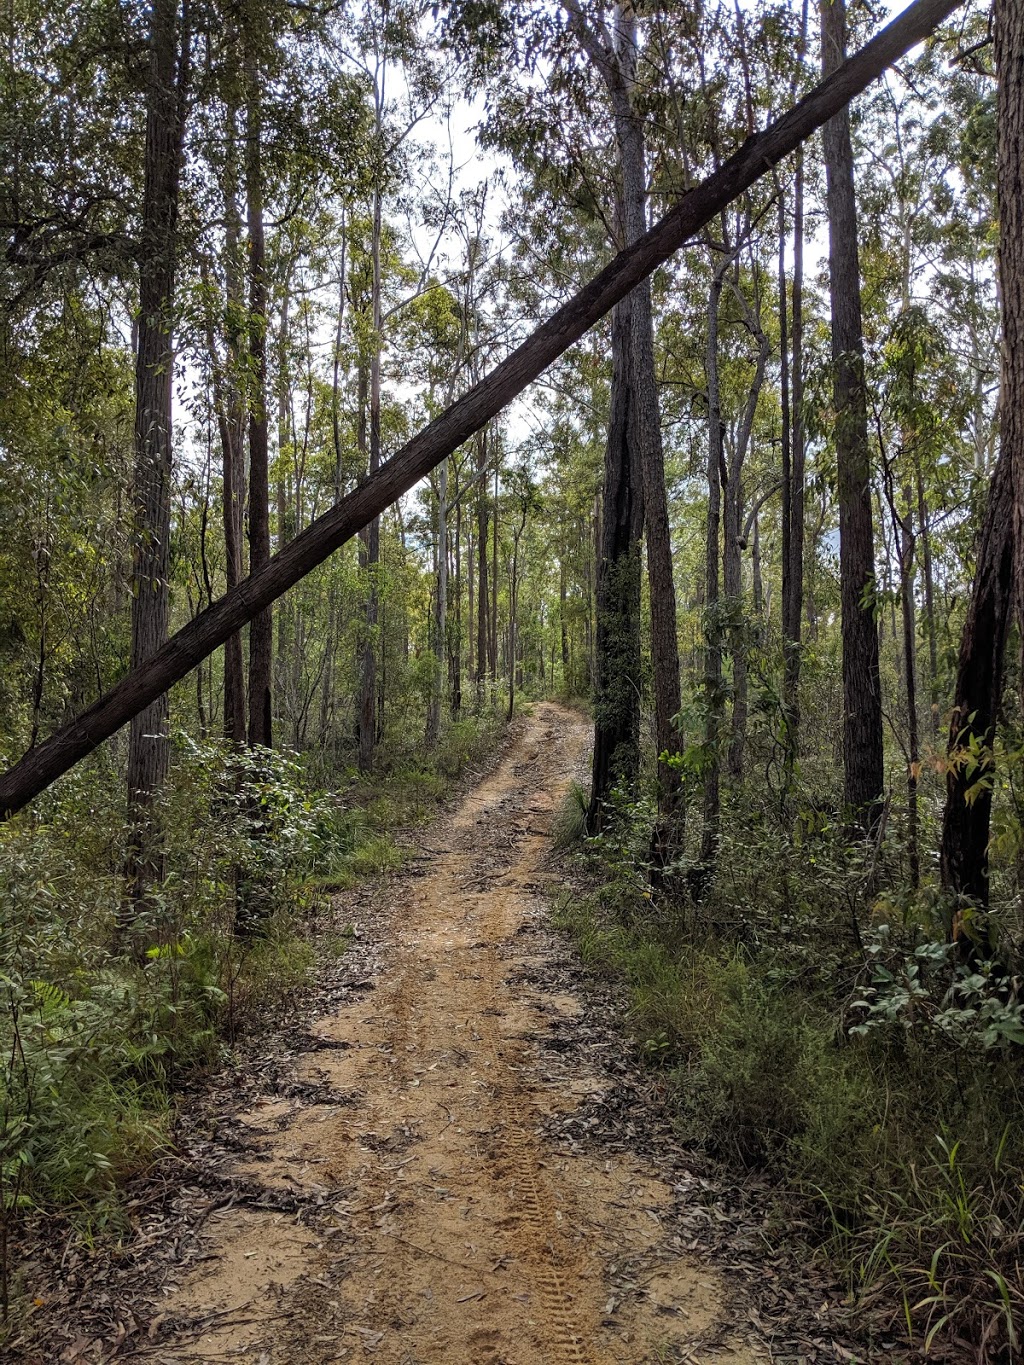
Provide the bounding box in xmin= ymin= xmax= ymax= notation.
xmin=559 ymin=777 xmax=1024 ymax=1360
xmin=552 ymin=781 xmax=589 ymax=850
xmin=0 ymin=740 xmax=324 ymax=1252
xmin=0 ymin=706 xmax=507 ymax=1270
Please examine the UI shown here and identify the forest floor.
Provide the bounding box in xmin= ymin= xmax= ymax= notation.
xmin=17 ymin=703 xmax=868 ymax=1365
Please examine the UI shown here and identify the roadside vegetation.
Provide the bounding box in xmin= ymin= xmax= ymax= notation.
xmin=554 ymin=759 xmax=1024 ymax=1360
xmin=0 ymin=709 xmax=504 ymax=1322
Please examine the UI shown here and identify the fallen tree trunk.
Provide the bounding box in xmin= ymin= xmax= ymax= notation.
xmin=0 ymin=0 xmax=964 ymax=819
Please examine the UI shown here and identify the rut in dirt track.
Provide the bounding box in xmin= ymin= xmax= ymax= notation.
xmin=165 ymin=703 xmax=760 ymax=1365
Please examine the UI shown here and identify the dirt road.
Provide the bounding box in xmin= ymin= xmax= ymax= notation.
xmin=164 ymin=703 xmax=760 ymax=1364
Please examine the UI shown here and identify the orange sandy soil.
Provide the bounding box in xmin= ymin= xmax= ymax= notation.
xmin=156 ymin=703 xmax=771 ymax=1364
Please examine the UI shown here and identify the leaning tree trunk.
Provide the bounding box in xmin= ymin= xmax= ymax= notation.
xmin=126 ymin=0 xmax=188 ymax=907
xmin=821 ymin=0 xmax=884 ymax=824
xmin=0 ymin=0 xmax=969 ymax=822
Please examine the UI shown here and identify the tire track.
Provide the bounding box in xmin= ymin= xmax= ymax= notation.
xmin=166 ymin=703 xmax=755 ymax=1365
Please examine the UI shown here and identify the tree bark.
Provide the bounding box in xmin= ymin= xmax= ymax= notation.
xmin=780 ymin=154 xmax=806 ymax=772
xmin=357 ymin=179 xmax=383 ymax=772
xmin=1001 ymin=0 xmax=1024 ymax=697
xmin=939 ymin=447 xmax=1013 ymax=910
xmin=938 ymin=0 xmax=1024 ymax=927
xmin=475 ymin=428 xmax=489 ymax=708
xmin=899 ymin=492 xmax=920 ymax=888
xmin=244 ymin=21 xmax=272 ymax=750
xmin=566 ymin=0 xmax=683 ymax=827
xmin=589 ymin=299 xmax=643 ymax=827
xmin=220 ymin=109 xmax=247 ymax=745
xmin=332 ymin=217 xmax=347 ymax=502
xmin=700 ymin=270 xmax=725 ymax=871
xmin=915 ymin=456 xmax=940 ymax=737
xmin=199 ymin=117 xmax=245 ymax=746
xmin=560 ymin=552 xmax=570 ymax=689
xmin=821 ymin=0 xmax=884 ymax=822
xmin=723 ymin=258 xmax=769 ymax=782
xmin=490 ymin=462 xmax=499 ymax=683
xmin=452 ymin=491 xmax=462 ymax=718
xmin=426 ymin=461 xmax=447 ymax=746
xmin=126 ymin=0 xmax=189 ymax=901
xmin=0 ymin=0 xmax=967 ymax=818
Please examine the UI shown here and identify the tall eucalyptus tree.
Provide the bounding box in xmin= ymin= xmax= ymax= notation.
xmin=820 ymin=0 xmax=883 ymax=822
xmin=126 ymin=0 xmax=191 ymax=902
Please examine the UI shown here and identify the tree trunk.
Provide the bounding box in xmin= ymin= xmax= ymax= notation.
xmin=490 ymin=462 xmax=499 ymax=683
xmin=358 ymin=181 xmax=383 ymax=773
xmin=452 ymin=492 xmax=462 ymax=718
xmin=938 ymin=0 xmax=1023 ymax=929
xmin=724 ymin=458 xmax=746 ymax=781
xmin=939 ymin=447 xmax=1013 ymax=912
xmin=618 ymin=126 xmax=682 ymax=827
xmin=899 ymin=492 xmax=920 ymax=887
xmin=782 ymin=2 xmax=809 ymax=777
xmin=244 ymin=25 xmax=272 ymax=750
xmin=475 ymin=428 xmax=489 ymax=708
xmin=200 ymin=117 xmax=246 ymax=745
xmin=507 ymin=536 xmax=518 ymax=723
xmin=700 ymin=271 xmax=725 ymax=872
xmin=781 ymin=157 xmax=806 ymax=773
xmin=914 ymin=456 xmax=940 ymax=737
xmin=275 ymin=279 xmax=293 ymax=734
xmin=221 ymin=117 xmax=247 ymax=746
xmin=588 ymin=299 xmax=644 ymax=829
xmin=752 ymin=509 xmax=763 ymax=616
xmin=467 ymin=524 xmax=475 ymax=683
xmin=560 ymin=553 xmax=570 ymax=690
xmin=568 ymin=0 xmax=683 ymax=831
xmin=332 ymin=216 xmax=347 ymax=501
xmin=723 ymin=251 xmax=769 ymax=786
xmin=426 ymin=461 xmax=447 ymax=746
xmin=821 ymin=0 xmax=883 ymax=822
xmin=126 ymin=0 xmax=189 ymax=904
xmin=0 ymin=0 xmax=968 ymax=819
xmin=1002 ymin=0 xmax=1024 ymax=710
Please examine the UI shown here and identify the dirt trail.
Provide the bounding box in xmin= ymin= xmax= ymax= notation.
xmin=163 ymin=704 xmax=759 ymax=1365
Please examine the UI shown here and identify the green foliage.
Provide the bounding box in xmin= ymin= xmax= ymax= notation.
xmin=0 ymin=703 xmax=506 ymax=1306
xmin=848 ymin=929 xmax=1024 ymax=1051
xmin=551 ymin=781 xmax=589 ymax=850
xmin=560 ymin=780 xmax=1024 ymax=1359
xmin=0 ymin=740 xmax=322 ymax=1236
